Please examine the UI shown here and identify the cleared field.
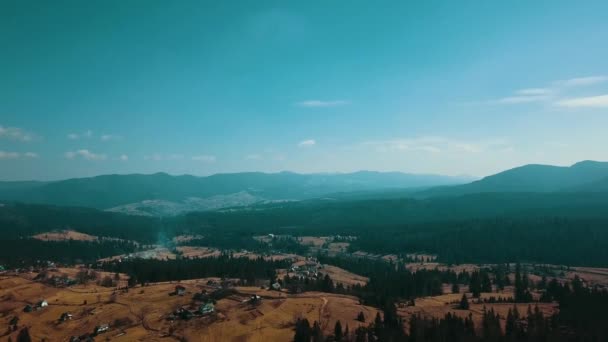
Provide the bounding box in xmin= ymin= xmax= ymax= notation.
xmin=32 ymin=230 xmax=98 ymax=242
xmin=319 ymin=265 xmax=368 ymax=287
xmin=0 ymin=273 xmax=378 ymax=342
xmin=398 ymin=290 xmax=558 ymax=332
xmin=177 ymin=246 xmax=222 ymax=259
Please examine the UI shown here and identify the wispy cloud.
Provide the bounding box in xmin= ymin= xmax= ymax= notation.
xmin=119 ymin=154 xmax=129 ymax=161
xmin=490 ymin=75 xmax=608 ymax=106
xmin=516 ymin=88 xmax=553 ymax=96
xmin=555 ymin=76 xmax=608 ymax=87
xmin=64 ymin=149 xmax=107 ymax=161
xmin=298 ymin=139 xmax=316 ymax=147
xmin=296 ymin=100 xmax=350 ymax=108
xmin=192 ymin=155 xmax=216 ymax=163
xmin=24 ymin=152 xmax=39 ymax=158
xmin=0 ymin=151 xmax=20 ymax=159
xmin=362 ymin=136 xmax=511 ymax=154
xmin=67 ymin=130 xmax=93 ymax=140
xmin=0 ymin=125 xmax=37 ymax=142
xmin=496 ymin=95 xmax=551 ymax=104
xmin=100 ymin=134 xmax=121 ymax=142
xmin=555 ymin=94 xmax=608 ymax=108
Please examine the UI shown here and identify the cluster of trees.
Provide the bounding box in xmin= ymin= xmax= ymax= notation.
xmin=282 ymin=273 xmax=338 ymax=294
xmin=296 ymin=278 xmax=608 ymax=342
xmin=101 ymin=255 xmax=289 ymax=285
xmin=317 ymin=256 xmax=468 ymax=306
xmin=348 ymin=217 xmax=608 ymax=266
xmin=0 ymin=238 xmax=137 ymax=266
xmin=7 ymin=198 xmax=608 ymax=267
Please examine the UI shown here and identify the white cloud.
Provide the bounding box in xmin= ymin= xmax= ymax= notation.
xmin=362 ymin=136 xmax=512 ymax=155
xmin=296 ymin=100 xmax=350 ymax=108
xmin=119 ymin=154 xmax=129 ymax=161
xmin=64 ymin=149 xmax=107 ymax=161
xmin=192 ymin=155 xmax=216 ymax=163
xmin=67 ymin=130 xmax=94 ymax=140
xmin=0 ymin=151 xmax=39 ymax=159
xmin=516 ymin=88 xmax=552 ymax=96
xmin=555 ymin=76 xmax=608 ymax=87
xmin=101 ymin=134 xmax=121 ymax=142
xmin=0 ymin=125 xmax=36 ymax=142
xmin=491 ymin=75 xmax=607 ymax=106
xmin=555 ymin=94 xmax=608 ymax=108
xmin=298 ymin=139 xmax=316 ymax=147
xmin=496 ymin=95 xmax=550 ymax=104
xmin=0 ymin=151 xmax=20 ymax=159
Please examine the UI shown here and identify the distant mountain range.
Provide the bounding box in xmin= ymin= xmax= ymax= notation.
xmin=1 ymin=161 xmax=607 ymax=217
xmin=0 ymin=171 xmax=473 ymax=215
xmin=416 ymin=160 xmax=608 ymax=197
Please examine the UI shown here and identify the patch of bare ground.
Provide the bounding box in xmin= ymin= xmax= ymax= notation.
xmin=398 ymin=289 xmax=558 ymax=333
xmin=176 ymin=246 xmax=221 ymax=259
xmin=32 ymin=230 xmax=98 ymax=242
xmin=172 ymin=234 xmax=204 ymax=244
xmin=319 ymin=265 xmax=368 ymax=287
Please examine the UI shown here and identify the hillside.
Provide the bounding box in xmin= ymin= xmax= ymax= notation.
xmin=417 ymin=160 xmax=608 ymax=197
xmin=0 ymin=171 xmax=471 ymax=211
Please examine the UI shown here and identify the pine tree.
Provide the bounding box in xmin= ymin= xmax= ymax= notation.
xmin=311 ymin=321 xmax=323 ymax=342
xmin=334 ymin=320 xmax=343 ymax=341
xmin=459 ymin=293 xmax=470 ymax=310
xmin=452 ymin=282 xmax=460 ymax=294
xmin=17 ymin=327 xmax=31 ymax=342
xmin=357 ymin=311 xmax=365 ymax=322
xmin=294 ymin=318 xmax=311 ymax=342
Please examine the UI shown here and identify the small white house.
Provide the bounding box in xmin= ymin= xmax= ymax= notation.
xmin=271 ymin=282 xmax=281 ymax=290
xmin=38 ymin=300 xmax=48 ymax=308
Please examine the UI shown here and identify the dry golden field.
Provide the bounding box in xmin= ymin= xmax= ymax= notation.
xmin=32 ymin=230 xmax=98 ymax=242
xmin=0 ymin=273 xmax=378 ymax=342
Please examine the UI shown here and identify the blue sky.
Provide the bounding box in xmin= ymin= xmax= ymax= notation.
xmin=1 ymin=1 xmax=608 ymax=180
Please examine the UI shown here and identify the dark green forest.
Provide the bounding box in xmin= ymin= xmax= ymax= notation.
xmin=2 ymin=190 xmax=608 ymax=266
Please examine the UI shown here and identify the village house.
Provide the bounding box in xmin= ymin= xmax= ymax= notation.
xmin=199 ymin=303 xmax=215 ymax=315
xmin=271 ymin=282 xmax=282 ymax=290
xmin=175 ymin=285 xmax=186 ymax=296
xmin=60 ymin=312 xmax=73 ymax=321
xmin=37 ymin=300 xmax=48 ymax=309
xmin=94 ymin=323 xmax=110 ymax=335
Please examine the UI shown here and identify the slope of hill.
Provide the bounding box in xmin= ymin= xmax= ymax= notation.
xmin=0 ymin=171 xmax=472 ymax=211
xmin=417 ymin=160 xmax=608 ymax=197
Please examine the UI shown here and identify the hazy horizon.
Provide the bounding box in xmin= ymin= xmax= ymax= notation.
xmin=2 ymin=1 xmax=608 ymax=180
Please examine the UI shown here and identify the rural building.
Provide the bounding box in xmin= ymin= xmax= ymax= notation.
xmin=94 ymin=324 xmax=110 ymax=334
xmin=60 ymin=312 xmax=73 ymax=321
xmin=271 ymin=282 xmax=282 ymax=290
xmin=37 ymin=300 xmax=48 ymax=308
xmin=199 ymin=303 xmax=215 ymax=315
xmin=175 ymin=285 xmax=186 ymax=296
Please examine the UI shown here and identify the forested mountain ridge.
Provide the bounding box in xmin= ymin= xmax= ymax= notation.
xmin=0 ymin=171 xmax=471 ymax=211
xmin=416 ymin=160 xmax=608 ymax=197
